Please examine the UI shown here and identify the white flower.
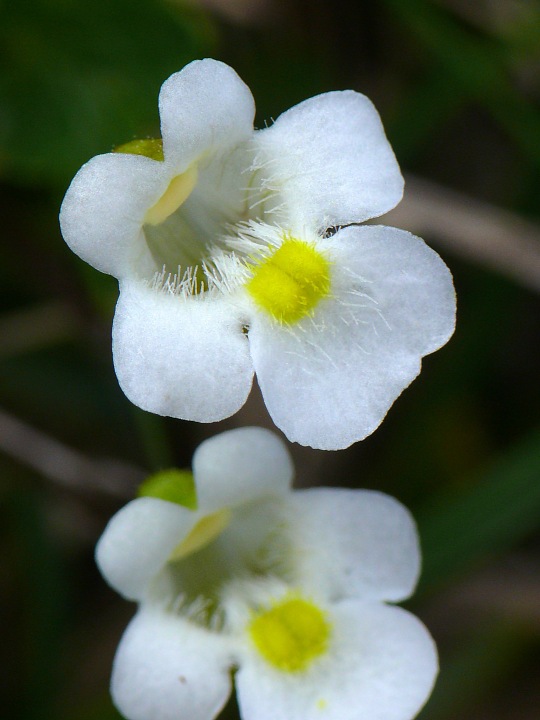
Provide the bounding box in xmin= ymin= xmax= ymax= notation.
xmin=96 ymin=427 xmax=438 ymax=720
xmin=60 ymin=58 xmax=455 ymax=450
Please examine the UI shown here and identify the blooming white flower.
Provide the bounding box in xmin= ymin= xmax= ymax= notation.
xmin=96 ymin=427 xmax=438 ymax=720
xmin=60 ymin=58 xmax=455 ymax=450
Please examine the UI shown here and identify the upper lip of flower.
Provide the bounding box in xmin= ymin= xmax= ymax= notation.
xmin=59 ymin=58 xmax=405 ymax=291
xmin=59 ymin=59 xmax=258 ymax=287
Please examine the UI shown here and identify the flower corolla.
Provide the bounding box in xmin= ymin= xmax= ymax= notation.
xmin=96 ymin=427 xmax=438 ymax=720
xmin=60 ymin=58 xmax=456 ymax=450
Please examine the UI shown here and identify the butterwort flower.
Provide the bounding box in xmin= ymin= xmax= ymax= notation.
xmin=60 ymin=59 xmax=455 ymax=449
xmin=96 ymin=427 xmax=438 ymax=720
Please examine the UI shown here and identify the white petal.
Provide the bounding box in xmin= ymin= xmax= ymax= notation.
xmin=112 ymin=280 xmax=254 ymax=422
xmin=160 ymin=59 xmax=255 ymax=168
xmin=96 ymin=497 xmax=195 ymax=601
xmin=289 ymin=489 xmax=420 ymax=603
xmin=60 ymin=153 xmax=169 ymax=278
xmin=254 ymin=91 xmax=403 ymax=231
xmin=236 ymin=601 xmax=437 ymax=720
xmin=248 ymin=225 xmax=456 ymax=449
xmin=193 ymin=427 xmax=294 ymax=512
xmin=112 ymin=609 xmax=233 ymax=720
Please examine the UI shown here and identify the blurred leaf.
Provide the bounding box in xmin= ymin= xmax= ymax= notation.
xmin=418 ymin=621 xmax=528 ymax=720
xmin=0 ymin=0 xmax=216 ymax=187
xmin=384 ymin=0 xmax=540 ymax=165
xmin=131 ymin=407 xmax=175 ymax=470
xmin=0 ymin=346 xmax=141 ymax=460
xmin=68 ymin=694 xmax=123 ymax=720
xmin=418 ymin=428 xmax=540 ymax=593
xmin=388 ymin=64 xmax=467 ymax=162
xmin=7 ymin=487 xmax=67 ymax=720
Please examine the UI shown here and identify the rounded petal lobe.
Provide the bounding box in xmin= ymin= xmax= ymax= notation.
xmin=249 ymin=225 xmax=455 ymax=449
xmin=60 ymin=153 xmax=168 ymax=277
xmin=112 ymin=610 xmax=233 ymax=720
xmin=290 ymin=489 xmax=420 ymax=602
xmin=112 ymin=280 xmax=254 ymax=422
xmin=254 ymin=91 xmax=403 ymax=231
xmin=160 ymin=59 xmax=256 ymax=167
xmin=236 ymin=602 xmax=437 ymax=720
xmin=96 ymin=497 xmax=195 ymax=601
xmin=193 ymin=427 xmax=294 ymax=512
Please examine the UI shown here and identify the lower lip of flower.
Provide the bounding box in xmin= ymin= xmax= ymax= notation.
xmin=246 ymin=238 xmax=331 ymax=324
xmin=249 ymin=595 xmax=331 ymax=672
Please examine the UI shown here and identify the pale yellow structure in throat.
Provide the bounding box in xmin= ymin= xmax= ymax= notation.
xmin=114 ymin=137 xmax=199 ymax=227
xmin=169 ymin=508 xmax=232 ymax=561
xmin=144 ymin=165 xmax=199 ymax=226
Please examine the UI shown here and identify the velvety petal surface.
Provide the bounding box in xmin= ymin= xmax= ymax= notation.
xmin=112 ymin=280 xmax=254 ymax=422
xmin=159 ymin=59 xmax=255 ymax=168
xmin=254 ymin=91 xmax=403 ymax=232
xmin=193 ymin=427 xmax=294 ymax=513
xmin=60 ymin=153 xmax=169 ymax=277
xmin=96 ymin=497 xmax=195 ymax=601
xmin=236 ymin=602 xmax=437 ymax=720
xmin=248 ymin=225 xmax=456 ymax=449
xmin=289 ymin=489 xmax=420 ymax=602
xmin=112 ymin=609 xmax=233 ymax=720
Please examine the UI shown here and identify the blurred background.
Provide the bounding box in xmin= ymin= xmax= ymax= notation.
xmin=1 ymin=0 xmax=540 ymax=718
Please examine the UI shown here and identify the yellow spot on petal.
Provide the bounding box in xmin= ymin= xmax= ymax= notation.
xmin=169 ymin=508 xmax=232 ymax=561
xmin=249 ymin=596 xmax=331 ymax=672
xmin=114 ymin=138 xmax=164 ymax=162
xmin=145 ymin=164 xmax=199 ymax=226
xmin=316 ymin=699 xmax=328 ymax=711
xmin=247 ymin=238 xmax=331 ymax=324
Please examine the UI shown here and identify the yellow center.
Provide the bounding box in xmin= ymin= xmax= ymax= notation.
xmin=249 ymin=596 xmax=331 ymax=672
xmin=247 ymin=238 xmax=331 ymax=324
xmin=169 ymin=509 xmax=232 ymax=562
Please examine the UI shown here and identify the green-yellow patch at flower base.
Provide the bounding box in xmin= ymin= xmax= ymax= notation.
xmin=249 ymin=596 xmax=331 ymax=672
xmin=114 ymin=138 xmax=164 ymax=162
xmin=138 ymin=469 xmax=197 ymax=510
xmin=247 ymin=239 xmax=331 ymax=324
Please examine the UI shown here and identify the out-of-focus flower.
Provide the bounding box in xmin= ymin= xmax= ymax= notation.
xmin=96 ymin=427 xmax=438 ymax=720
xmin=60 ymin=58 xmax=455 ymax=449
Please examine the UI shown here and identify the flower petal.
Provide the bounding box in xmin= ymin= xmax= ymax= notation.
xmin=159 ymin=59 xmax=255 ymax=168
xmin=60 ymin=153 xmax=169 ymax=278
xmin=289 ymin=489 xmax=420 ymax=603
xmin=248 ymin=225 xmax=456 ymax=449
xmin=193 ymin=427 xmax=294 ymax=512
xmin=112 ymin=609 xmax=233 ymax=720
xmin=96 ymin=497 xmax=195 ymax=601
xmin=236 ymin=601 xmax=437 ymax=720
xmin=254 ymin=91 xmax=403 ymax=231
xmin=112 ymin=280 xmax=254 ymax=422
